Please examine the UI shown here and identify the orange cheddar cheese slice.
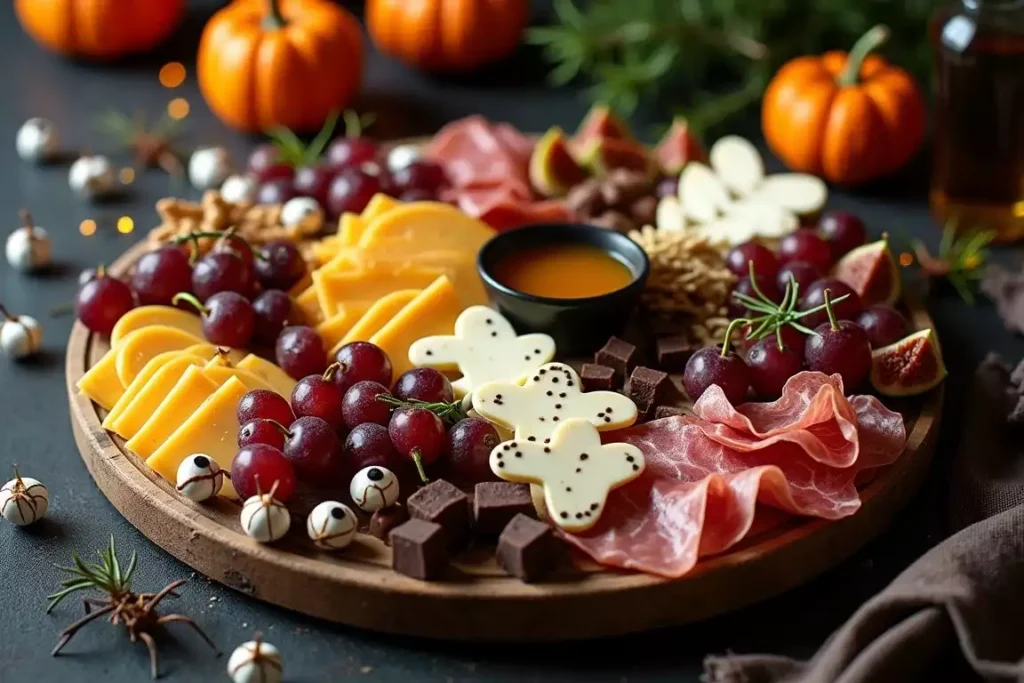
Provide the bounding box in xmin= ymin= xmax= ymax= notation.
xmin=110 ymin=306 xmax=204 ymax=347
xmin=357 ymin=202 xmax=495 ymax=254
xmin=334 ymin=289 xmax=421 ymax=353
xmin=183 ymin=344 xmax=246 ymax=365
xmin=103 ymin=350 xmax=207 ymax=430
xmin=110 ymin=354 xmax=208 ymax=440
xmin=114 ymin=325 xmax=204 ymax=388
xmin=338 ymin=212 xmax=367 ymax=247
xmin=124 ymin=366 xmax=219 ymax=459
xmin=295 ymin=284 xmax=324 ymax=325
xmin=315 ymin=264 xmax=444 ymax=318
xmin=78 ymin=346 xmax=126 ymax=412
xmin=203 ymin=363 xmax=274 ymax=393
xmin=316 ymin=301 xmax=374 ymax=351
xmin=236 ymin=354 xmax=297 ymax=397
xmin=370 ymin=275 xmax=463 ymax=379
xmin=360 ymin=193 xmax=401 ymax=223
xmin=146 ymin=377 xmax=250 ymax=498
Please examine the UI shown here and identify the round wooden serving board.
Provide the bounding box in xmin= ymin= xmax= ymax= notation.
xmin=67 ymin=240 xmax=942 ymax=641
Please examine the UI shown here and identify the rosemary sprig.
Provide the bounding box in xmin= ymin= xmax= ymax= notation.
xmin=912 ymin=221 xmax=996 ymax=304
xmin=376 ymin=394 xmax=467 ymax=425
xmin=265 ymin=110 xmax=375 ymax=167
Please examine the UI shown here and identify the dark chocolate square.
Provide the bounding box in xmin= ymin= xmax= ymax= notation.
xmin=370 ymin=504 xmax=409 ymax=544
xmin=656 ymin=335 xmax=698 ymax=372
xmin=653 ymin=405 xmax=684 ymax=420
xmin=626 ymin=366 xmax=669 ymax=415
xmin=580 ymin=363 xmax=617 ymax=392
xmin=390 ymin=519 xmax=447 ymax=581
xmin=474 ymin=482 xmax=534 ymax=535
xmin=496 ymin=514 xmax=558 ymax=583
xmin=407 ymin=479 xmax=471 ymax=548
xmin=594 ymin=337 xmax=636 ymax=384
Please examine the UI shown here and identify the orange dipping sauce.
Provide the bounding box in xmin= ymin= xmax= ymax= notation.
xmin=492 ymin=243 xmax=634 ymax=299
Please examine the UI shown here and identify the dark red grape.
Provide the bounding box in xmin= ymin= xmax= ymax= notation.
xmin=389 ymin=406 xmax=446 ymax=482
xmin=800 ymin=278 xmax=863 ymax=327
xmin=257 ymin=178 xmax=297 ymax=205
xmin=655 ymin=176 xmax=678 ymax=198
xmin=291 ymin=367 xmax=345 ymax=428
xmin=238 ymin=419 xmax=286 ymax=451
xmin=775 ymin=260 xmax=822 ymax=297
xmin=281 ymin=415 xmax=345 ymax=483
xmin=725 ymin=241 xmax=779 ymax=279
xmin=397 ymin=188 xmax=435 ymax=202
xmin=746 ymin=337 xmax=805 ymax=399
xmin=391 ymin=160 xmax=448 ymax=195
xmin=192 ymin=251 xmax=251 ymax=301
xmin=76 ymin=274 xmax=135 ymax=336
xmin=342 ymin=380 xmax=392 ymax=429
xmin=293 ymin=165 xmax=336 ymax=206
xmin=276 ymin=325 xmax=327 ymax=379
xmin=819 ymin=210 xmax=867 ymax=260
xmin=326 ymin=136 xmax=378 ymax=170
xmin=729 ymin=274 xmax=781 ymax=317
xmin=238 ymin=389 xmax=294 ymax=427
xmin=213 ymin=232 xmax=255 ymax=271
xmin=247 ymin=144 xmax=282 ymax=176
xmin=332 ymin=341 xmax=393 ymax=393
xmin=326 ymin=168 xmax=382 ymax=216
xmin=345 ymin=423 xmax=405 ymax=473
xmin=855 ymin=305 xmax=909 ymax=348
xmin=195 ymin=291 xmax=255 ymax=347
xmin=740 ymin=324 xmax=806 ymax=355
xmin=252 ymin=289 xmax=296 ymax=346
xmin=131 ymin=245 xmax=192 ymax=306
xmin=78 ymin=268 xmax=97 ymax=287
xmin=254 ymin=240 xmax=306 ymax=292
xmin=778 ymin=229 xmax=833 ymax=272
xmin=231 ymin=443 xmax=296 ymax=501
xmin=445 ymin=417 xmax=501 ymax=486
xmin=683 ymin=346 xmax=750 ymax=405
xmin=393 ymin=368 xmax=453 ymax=404
xmin=805 ymin=315 xmax=872 ymax=391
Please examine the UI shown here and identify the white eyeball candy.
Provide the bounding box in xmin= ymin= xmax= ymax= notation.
xmin=306 ymin=501 xmax=357 ymax=550
xmin=280 ymin=196 xmax=323 ymax=231
xmin=220 ymin=174 xmax=257 ymax=204
xmin=227 ymin=637 xmax=282 ymax=683
xmin=188 ymin=146 xmax=234 ymax=190
xmin=0 ymin=467 xmax=48 ymax=526
xmin=240 ymin=492 xmax=291 ymax=543
xmin=350 ymin=466 xmax=399 ymax=513
xmin=175 ymin=454 xmax=224 ymax=502
xmin=68 ymin=154 xmax=117 ymax=201
xmin=6 ymin=211 xmax=51 ymax=272
xmin=16 ymin=118 xmax=59 ymax=163
xmin=0 ymin=314 xmax=43 ymax=360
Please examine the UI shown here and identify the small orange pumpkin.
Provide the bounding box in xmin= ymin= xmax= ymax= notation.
xmin=198 ymin=0 xmax=363 ymax=133
xmin=762 ymin=25 xmax=926 ymax=186
xmin=15 ymin=0 xmax=184 ymax=60
xmin=367 ymin=0 xmax=528 ymax=73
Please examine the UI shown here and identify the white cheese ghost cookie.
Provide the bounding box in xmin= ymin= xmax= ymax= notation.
xmin=473 ymin=362 xmax=638 ymax=441
xmin=408 ymin=306 xmax=555 ymax=398
xmin=489 ymin=418 xmax=644 ymax=533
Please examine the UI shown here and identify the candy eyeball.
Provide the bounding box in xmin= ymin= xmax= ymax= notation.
xmin=0 ymin=314 xmax=43 ymax=360
xmin=227 ymin=638 xmax=283 ymax=683
xmin=6 ymin=215 xmax=51 ymax=272
xmin=68 ymin=154 xmax=117 ymax=201
xmin=176 ymin=454 xmax=224 ymax=502
xmin=280 ymin=197 xmax=323 ymax=231
xmin=188 ymin=146 xmax=234 ymax=191
xmin=16 ymin=118 xmax=59 ymax=163
xmin=350 ymin=466 xmax=399 ymax=512
xmin=0 ymin=468 xmax=48 ymax=526
xmin=306 ymin=501 xmax=357 ymax=550
xmin=386 ymin=144 xmax=421 ymax=173
xmin=220 ymin=174 xmax=257 ymax=204
xmin=240 ymin=493 xmax=291 ymax=543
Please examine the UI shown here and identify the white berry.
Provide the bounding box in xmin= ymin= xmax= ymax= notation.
xmin=227 ymin=638 xmax=282 ymax=683
xmin=306 ymin=501 xmax=357 ymax=550
xmin=188 ymin=146 xmax=233 ymax=190
xmin=0 ymin=314 xmax=42 ymax=360
xmin=220 ymin=174 xmax=257 ymax=204
xmin=386 ymin=144 xmax=421 ymax=173
xmin=176 ymin=454 xmax=224 ymax=502
xmin=280 ymin=197 xmax=323 ymax=230
xmin=16 ymin=118 xmax=59 ymax=163
xmin=68 ymin=154 xmax=117 ymax=201
xmin=240 ymin=492 xmax=290 ymax=543
xmin=0 ymin=468 xmax=48 ymax=526
xmin=349 ymin=466 xmax=399 ymax=513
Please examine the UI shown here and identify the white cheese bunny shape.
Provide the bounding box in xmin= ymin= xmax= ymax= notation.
xmin=408 ymin=306 xmax=556 ymax=398
xmin=473 ymin=362 xmax=638 ymax=441
xmin=489 ymin=418 xmax=644 ymax=533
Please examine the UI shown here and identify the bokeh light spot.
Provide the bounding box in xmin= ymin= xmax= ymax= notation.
xmin=117 ymin=216 xmax=134 ymax=234
xmin=79 ymin=219 xmax=97 ymax=236
xmin=168 ymin=98 xmax=190 ymax=120
xmin=159 ymin=62 xmax=186 ymax=88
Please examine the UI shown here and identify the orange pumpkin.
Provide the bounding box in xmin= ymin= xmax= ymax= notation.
xmin=198 ymin=0 xmax=363 ymax=133
xmin=15 ymin=0 xmax=184 ymax=60
xmin=367 ymin=0 xmax=528 ymax=73
xmin=762 ymin=25 xmax=926 ymax=186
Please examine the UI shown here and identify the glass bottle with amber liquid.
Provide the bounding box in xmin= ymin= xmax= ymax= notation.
xmin=930 ymin=0 xmax=1024 ymax=241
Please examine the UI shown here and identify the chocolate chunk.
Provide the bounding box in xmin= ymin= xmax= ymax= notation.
xmin=594 ymin=337 xmax=637 ymax=384
xmin=496 ymin=514 xmax=558 ymax=583
xmin=656 ymin=335 xmax=699 ymax=372
xmin=580 ymin=363 xmax=616 ymax=391
xmin=390 ymin=519 xmax=448 ymax=581
xmin=370 ymin=504 xmax=409 ymax=544
xmin=653 ymin=405 xmax=685 ymax=420
xmin=407 ymin=479 xmax=471 ymax=548
xmin=474 ymin=482 xmax=534 ymax=535
xmin=626 ymin=366 xmax=670 ymax=415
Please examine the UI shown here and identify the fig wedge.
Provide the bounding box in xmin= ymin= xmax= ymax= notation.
xmin=870 ymin=328 xmax=947 ymax=396
xmin=655 ymin=117 xmax=706 ymax=176
xmin=529 ymin=126 xmax=587 ymax=197
xmin=573 ymin=104 xmax=632 ymax=147
xmin=578 ymin=136 xmax=653 ymax=178
xmin=834 ymin=237 xmax=901 ymax=306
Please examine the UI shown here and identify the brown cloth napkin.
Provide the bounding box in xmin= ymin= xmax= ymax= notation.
xmin=704 ymin=354 xmax=1024 ymax=683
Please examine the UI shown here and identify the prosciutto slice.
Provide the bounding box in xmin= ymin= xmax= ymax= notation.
xmin=561 ymin=373 xmax=907 ymax=578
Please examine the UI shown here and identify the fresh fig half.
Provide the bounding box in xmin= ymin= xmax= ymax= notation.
xmin=529 ymin=126 xmax=587 ymax=197
xmin=654 ymin=117 xmax=706 ymax=176
xmin=578 ymin=136 xmax=653 ymax=178
xmin=833 ymin=237 xmax=901 ymax=306
xmin=869 ymin=328 xmax=947 ymax=396
xmin=573 ymin=104 xmax=632 ymax=148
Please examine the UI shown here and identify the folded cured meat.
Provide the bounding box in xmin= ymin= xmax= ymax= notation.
xmin=560 ymin=372 xmax=907 ymax=578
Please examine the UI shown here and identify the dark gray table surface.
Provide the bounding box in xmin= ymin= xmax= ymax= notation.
xmin=1 ymin=2 xmax=1021 ymax=681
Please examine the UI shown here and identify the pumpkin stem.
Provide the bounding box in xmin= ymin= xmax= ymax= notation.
xmin=263 ymin=0 xmax=286 ymax=30
xmin=837 ymin=24 xmax=890 ymax=87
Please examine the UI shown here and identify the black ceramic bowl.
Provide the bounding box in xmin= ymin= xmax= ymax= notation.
xmin=477 ymin=223 xmax=650 ymax=356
